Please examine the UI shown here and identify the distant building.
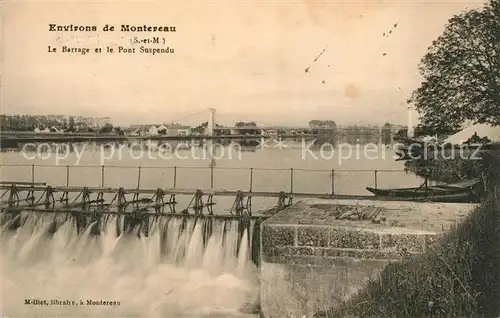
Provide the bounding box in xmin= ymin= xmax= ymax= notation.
xmin=149 ymin=125 xmax=159 ymax=136
xmin=38 ymin=126 xmax=61 ymax=133
xmin=127 ymin=123 xmax=192 ymax=137
xmin=157 ymin=124 xmax=168 ymax=135
xmin=165 ymin=123 xmax=191 ymax=136
xmin=309 ymin=120 xmax=337 ymax=128
xmin=94 ymin=117 xmax=112 ymax=128
xmin=261 ymin=129 xmax=278 ymax=137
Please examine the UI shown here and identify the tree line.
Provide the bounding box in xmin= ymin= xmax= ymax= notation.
xmin=0 ymin=114 xmax=117 ymax=134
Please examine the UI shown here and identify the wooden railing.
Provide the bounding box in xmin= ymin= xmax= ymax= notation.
xmin=0 ymin=164 xmax=406 ymax=194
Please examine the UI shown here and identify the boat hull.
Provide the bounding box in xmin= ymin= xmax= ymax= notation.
xmin=366 ymin=186 xmax=470 ymax=197
xmin=366 ymin=178 xmax=481 ymax=203
xmin=365 ymin=187 xmax=478 ymax=203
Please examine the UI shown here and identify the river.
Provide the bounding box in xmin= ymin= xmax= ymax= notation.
xmin=0 ymin=144 xmax=424 ymax=317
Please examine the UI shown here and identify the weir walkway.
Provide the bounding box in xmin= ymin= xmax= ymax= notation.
xmin=0 ymin=164 xmax=454 ymax=218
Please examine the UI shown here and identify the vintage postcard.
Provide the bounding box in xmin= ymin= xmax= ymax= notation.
xmin=1 ymin=0 xmax=499 ymax=317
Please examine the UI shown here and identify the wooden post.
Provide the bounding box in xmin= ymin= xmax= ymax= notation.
xmin=31 ymin=164 xmax=35 ymax=183
xmin=374 ymin=170 xmax=378 ymax=189
xmin=210 ymin=166 xmax=214 ymax=189
xmin=101 ymin=165 xmax=105 ymax=187
xmin=66 ymin=165 xmax=70 ymax=186
xmin=290 ymin=168 xmax=294 ymax=194
xmin=137 ymin=166 xmax=141 ymax=189
xmin=331 ymin=169 xmax=335 ymax=195
xmin=249 ymin=168 xmax=253 ymax=192
xmin=425 ymin=175 xmax=428 ymax=196
xmin=173 ymin=166 xmax=177 ymax=188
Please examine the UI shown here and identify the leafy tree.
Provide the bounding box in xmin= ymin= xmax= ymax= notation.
xmin=308 ymin=120 xmax=336 ymax=128
xmin=413 ymin=123 xmax=458 ymax=138
xmin=99 ymin=123 xmax=114 ymax=134
xmin=192 ymin=121 xmax=229 ymax=135
xmin=393 ymin=127 xmax=408 ymax=142
xmin=309 ymin=120 xmax=337 ymax=144
xmin=157 ymin=127 xmax=167 ymax=135
xmin=68 ymin=116 xmax=75 ymax=132
xmin=0 ymin=115 xmax=7 ymax=130
xmin=235 ymin=122 xmax=260 ymax=135
xmin=192 ymin=122 xmax=208 ymax=134
xmin=409 ymin=0 xmax=500 ymax=128
xmin=113 ymin=126 xmax=125 ymax=135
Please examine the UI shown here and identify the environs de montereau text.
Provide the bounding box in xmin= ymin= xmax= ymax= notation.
xmin=48 ymin=24 xmax=176 ymax=32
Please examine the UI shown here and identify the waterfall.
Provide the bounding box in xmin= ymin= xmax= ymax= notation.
xmin=0 ymin=212 xmax=260 ymax=317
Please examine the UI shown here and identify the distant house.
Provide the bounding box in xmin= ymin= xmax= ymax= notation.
xmin=148 ymin=125 xmax=159 ymax=136
xmin=165 ymin=123 xmax=191 ymax=136
xmin=127 ymin=124 xmax=152 ymax=136
xmin=157 ymin=124 xmax=168 ymax=135
xmin=259 ymin=129 xmax=278 ymax=137
xmin=94 ymin=117 xmax=112 ymax=128
xmin=75 ymin=122 xmax=92 ymax=132
xmin=126 ymin=123 xmax=192 ymax=137
xmin=265 ymin=129 xmax=278 ymax=137
xmin=38 ymin=126 xmax=61 ymax=133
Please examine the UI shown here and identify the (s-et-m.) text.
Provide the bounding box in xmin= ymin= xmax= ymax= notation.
xmin=132 ymin=37 xmax=165 ymax=45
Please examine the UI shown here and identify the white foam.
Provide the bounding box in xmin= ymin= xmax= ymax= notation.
xmin=0 ymin=213 xmax=259 ymax=317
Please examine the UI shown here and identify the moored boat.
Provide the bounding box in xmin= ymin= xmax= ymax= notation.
xmin=366 ymin=178 xmax=481 ymax=203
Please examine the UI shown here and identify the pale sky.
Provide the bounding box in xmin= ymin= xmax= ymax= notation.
xmin=1 ymin=0 xmax=485 ymax=127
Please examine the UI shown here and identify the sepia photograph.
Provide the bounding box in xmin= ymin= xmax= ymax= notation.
xmin=1 ymin=0 xmax=499 ymax=317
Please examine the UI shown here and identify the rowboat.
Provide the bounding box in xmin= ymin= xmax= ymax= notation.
xmin=366 ymin=178 xmax=481 ymax=203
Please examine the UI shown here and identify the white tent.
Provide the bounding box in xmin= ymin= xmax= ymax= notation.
xmin=442 ymin=123 xmax=500 ymax=145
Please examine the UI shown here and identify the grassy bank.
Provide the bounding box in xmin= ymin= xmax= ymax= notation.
xmin=404 ymin=151 xmax=500 ymax=182
xmin=404 ymin=158 xmax=481 ymax=184
xmin=316 ymin=191 xmax=500 ymax=317
xmin=316 ymin=153 xmax=500 ymax=317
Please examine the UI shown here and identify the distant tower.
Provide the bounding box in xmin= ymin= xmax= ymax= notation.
xmin=407 ymin=106 xmax=415 ymax=138
xmin=208 ymin=108 xmax=216 ymax=137
xmin=207 ymin=108 xmax=216 ymax=170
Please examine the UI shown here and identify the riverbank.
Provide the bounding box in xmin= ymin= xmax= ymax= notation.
xmin=316 ymin=191 xmax=500 ymax=317
xmin=316 ymin=153 xmax=500 ymax=317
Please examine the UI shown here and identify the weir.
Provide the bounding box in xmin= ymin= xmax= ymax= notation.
xmin=1 ymin=210 xmax=262 ymax=317
xmin=0 ymin=210 xmax=258 ymax=268
xmin=0 ymin=182 xmax=273 ymax=267
xmin=0 ymin=176 xmax=273 ymax=316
